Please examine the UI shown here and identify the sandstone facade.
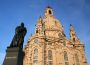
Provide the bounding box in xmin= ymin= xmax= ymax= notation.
xmin=23 ymin=7 xmax=87 ymax=65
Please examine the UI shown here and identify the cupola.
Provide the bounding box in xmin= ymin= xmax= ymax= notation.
xmin=44 ymin=6 xmax=53 ymax=17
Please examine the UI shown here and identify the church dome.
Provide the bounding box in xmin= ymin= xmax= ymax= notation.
xmin=35 ymin=6 xmax=64 ymax=38
xmin=43 ymin=6 xmax=63 ymax=32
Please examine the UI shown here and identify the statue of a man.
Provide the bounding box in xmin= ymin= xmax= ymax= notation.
xmin=10 ymin=23 xmax=27 ymax=48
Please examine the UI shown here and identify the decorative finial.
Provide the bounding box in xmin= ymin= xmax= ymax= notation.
xmin=47 ymin=6 xmax=52 ymax=9
xmin=39 ymin=16 xmax=42 ymax=18
xmin=38 ymin=16 xmax=42 ymax=23
xmin=30 ymin=33 xmax=32 ymax=36
xmin=70 ymin=24 xmax=72 ymax=26
xmin=39 ymin=16 xmax=42 ymax=20
xmin=70 ymin=24 xmax=74 ymax=30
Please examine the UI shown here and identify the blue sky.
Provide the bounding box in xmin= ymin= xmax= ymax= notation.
xmin=0 ymin=0 xmax=90 ymax=65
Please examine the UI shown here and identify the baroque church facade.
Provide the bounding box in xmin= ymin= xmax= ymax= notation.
xmin=23 ymin=7 xmax=87 ymax=65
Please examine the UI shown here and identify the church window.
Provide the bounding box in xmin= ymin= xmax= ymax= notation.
xmin=73 ymin=38 xmax=75 ymax=42
xmin=75 ymin=54 xmax=80 ymax=65
xmin=48 ymin=50 xmax=52 ymax=60
xmin=65 ymin=62 xmax=69 ymax=65
xmin=63 ymin=41 xmax=66 ymax=46
xmin=64 ymin=51 xmax=69 ymax=65
xmin=34 ymin=39 xmax=39 ymax=44
xmin=49 ymin=10 xmax=52 ymax=14
xmin=33 ymin=49 xmax=38 ymax=65
xmin=36 ymin=30 xmax=38 ymax=33
xmin=64 ymin=51 xmax=68 ymax=61
xmin=48 ymin=50 xmax=53 ymax=65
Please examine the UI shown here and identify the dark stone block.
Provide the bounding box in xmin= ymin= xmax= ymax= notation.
xmin=3 ymin=47 xmax=23 ymax=65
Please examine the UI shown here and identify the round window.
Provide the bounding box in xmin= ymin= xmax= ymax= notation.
xmin=34 ymin=39 xmax=39 ymax=44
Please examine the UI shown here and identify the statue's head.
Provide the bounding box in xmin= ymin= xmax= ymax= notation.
xmin=21 ymin=22 xmax=24 ymax=27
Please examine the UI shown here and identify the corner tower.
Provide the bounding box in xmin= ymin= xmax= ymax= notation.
xmin=36 ymin=16 xmax=43 ymax=35
xmin=70 ymin=24 xmax=78 ymax=42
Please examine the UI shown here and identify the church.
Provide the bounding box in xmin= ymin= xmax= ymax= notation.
xmin=3 ymin=6 xmax=87 ymax=65
xmin=23 ymin=7 xmax=87 ymax=65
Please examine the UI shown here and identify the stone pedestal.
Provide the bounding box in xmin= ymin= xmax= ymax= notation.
xmin=3 ymin=47 xmax=23 ymax=65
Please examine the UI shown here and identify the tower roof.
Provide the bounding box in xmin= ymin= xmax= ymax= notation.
xmin=46 ymin=6 xmax=52 ymax=9
xmin=70 ymin=24 xmax=75 ymax=31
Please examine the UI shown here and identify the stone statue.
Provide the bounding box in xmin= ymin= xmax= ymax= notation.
xmin=10 ymin=23 xmax=27 ymax=48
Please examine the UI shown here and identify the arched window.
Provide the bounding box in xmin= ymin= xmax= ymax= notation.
xmin=73 ymin=38 xmax=75 ymax=42
xmin=33 ymin=49 xmax=38 ymax=65
xmin=49 ymin=10 xmax=52 ymax=14
xmin=65 ymin=62 xmax=69 ymax=65
xmin=48 ymin=50 xmax=53 ymax=65
xmin=64 ymin=51 xmax=69 ymax=65
xmin=36 ymin=30 xmax=38 ymax=33
xmin=75 ymin=54 xmax=80 ymax=65
xmin=64 ymin=51 xmax=68 ymax=61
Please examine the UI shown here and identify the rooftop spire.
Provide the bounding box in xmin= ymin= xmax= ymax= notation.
xmin=37 ymin=16 xmax=42 ymax=24
xmin=70 ymin=24 xmax=78 ymax=42
xmin=70 ymin=24 xmax=75 ymax=31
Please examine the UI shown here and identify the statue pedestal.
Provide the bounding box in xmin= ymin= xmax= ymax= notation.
xmin=3 ymin=23 xmax=26 ymax=65
xmin=3 ymin=47 xmax=23 ymax=65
